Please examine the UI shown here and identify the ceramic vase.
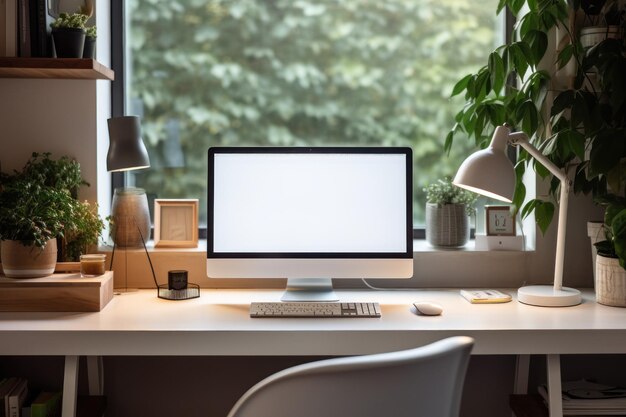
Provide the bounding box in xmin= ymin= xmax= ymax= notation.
xmin=111 ymin=188 xmax=151 ymax=248
xmin=425 ymin=203 xmax=469 ymax=248
xmin=596 ymin=255 xmax=626 ymax=307
xmin=1 ymin=239 xmax=57 ymax=278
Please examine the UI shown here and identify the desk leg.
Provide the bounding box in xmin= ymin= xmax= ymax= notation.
xmin=547 ymin=354 xmax=563 ymax=417
xmin=61 ymin=355 xmax=79 ymax=417
xmin=87 ymin=356 xmax=104 ymax=395
xmin=513 ymin=354 xmax=530 ymax=394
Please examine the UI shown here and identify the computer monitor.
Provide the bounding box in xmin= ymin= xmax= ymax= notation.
xmin=207 ymin=147 xmax=413 ymax=301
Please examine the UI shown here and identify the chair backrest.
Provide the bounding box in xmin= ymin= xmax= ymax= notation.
xmin=227 ymin=336 xmax=474 ymax=417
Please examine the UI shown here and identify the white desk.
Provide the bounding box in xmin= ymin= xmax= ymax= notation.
xmin=0 ymin=288 xmax=625 ymax=417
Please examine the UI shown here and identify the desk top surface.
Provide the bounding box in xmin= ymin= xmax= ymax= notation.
xmin=0 ymin=288 xmax=624 ymax=356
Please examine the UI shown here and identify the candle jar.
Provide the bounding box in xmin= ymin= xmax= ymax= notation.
xmin=80 ymin=254 xmax=106 ymax=277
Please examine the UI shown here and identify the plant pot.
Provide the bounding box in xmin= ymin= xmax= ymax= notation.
xmin=587 ymin=221 xmax=605 ymax=280
xmin=111 ymin=187 xmax=151 ymax=248
xmin=52 ymin=28 xmax=86 ymax=58
xmin=596 ymin=254 xmax=626 ymax=307
xmin=425 ymin=203 xmax=469 ymax=248
xmin=82 ymin=36 xmax=96 ymax=59
xmin=1 ymin=239 xmax=57 ymax=278
xmin=580 ymin=26 xmax=621 ymax=50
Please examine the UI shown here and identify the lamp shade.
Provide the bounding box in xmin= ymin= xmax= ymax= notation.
xmin=453 ymin=126 xmax=515 ymax=202
xmin=107 ymin=116 xmax=150 ymax=172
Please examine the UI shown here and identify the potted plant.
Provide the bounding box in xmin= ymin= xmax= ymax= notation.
xmin=594 ymin=196 xmax=626 ymax=306
xmin=0 ymin=179 xmax=76 ymax=277
xmin=578 ymin=0 xmax=624 ymax=50
xmin=446 ymin=0 xmax=625 ymax=229
xmin=50 ymin=12 xmax=89 ymax=58
xmin=0 ymin=153 xmax=107 ymax=277
xmin=83 ymin=25 xmax=96 ymax=59
xmin=424 ymin=177 xmax=477 ymax=248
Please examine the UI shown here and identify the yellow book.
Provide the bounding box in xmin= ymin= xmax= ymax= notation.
xmin=460 ymin=289 xmax=512 ymax=304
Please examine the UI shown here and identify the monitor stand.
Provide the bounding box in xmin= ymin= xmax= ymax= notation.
xmin=281 ymin=278 xmax=339 ymax=302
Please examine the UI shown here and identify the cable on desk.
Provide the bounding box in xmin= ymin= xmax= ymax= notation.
xmin=361 ymin=279 xmax=417 ymax=291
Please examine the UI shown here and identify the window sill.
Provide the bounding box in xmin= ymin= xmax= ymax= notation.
xmin=102 ymin=238 xmax=528 ymax=254
xmin=101 ymin=239 xmax=532 ymax=289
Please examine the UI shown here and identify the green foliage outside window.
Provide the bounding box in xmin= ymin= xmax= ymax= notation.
xmin=127 ymin=0 xmax=500 ymax=225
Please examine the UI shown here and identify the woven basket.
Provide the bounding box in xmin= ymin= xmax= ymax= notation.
xmin=425 ymin=203 xmax=469 ymax=248
xmin=596 ymin=255 xmax=626 ymax=307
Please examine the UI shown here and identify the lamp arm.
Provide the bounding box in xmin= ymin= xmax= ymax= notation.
xmin=510 ymin=132 xmax=571 ymax=290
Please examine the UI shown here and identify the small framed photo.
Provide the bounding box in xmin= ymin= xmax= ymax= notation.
xmin=486 ymin=206 xmax=515 ymax=236
xmin=154 ymin=199 xmax=199 ymax=248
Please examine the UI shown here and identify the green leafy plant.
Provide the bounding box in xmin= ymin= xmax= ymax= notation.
xmin=9 ymin=152 xmax=87 ymax=196
xmin=595 ymin=195 xmax=626 ymax=268
xmin=424 ymin=177 xmax=478 ymax=215
xmin=0 ymin=180 xmax=76 ymax=249
xmin=446 ymin=0 xmax=626 ymax=235
xmin=86 ymin=26 xmax=97 ymax=38
xmin=0 ymin=153 xmax=106 ymax=259
xmin=62 ymin=201 xmax=106 ymax=261
xmin=50 ymin=12 xmax=89 ymax=30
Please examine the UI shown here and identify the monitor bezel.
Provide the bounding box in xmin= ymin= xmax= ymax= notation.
xmin=207 ymin=147 xmax=413 ymax=259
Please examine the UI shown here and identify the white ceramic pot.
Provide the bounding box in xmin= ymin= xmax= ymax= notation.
xmin=580 ymin=26 xmax=621 ymax=49
xmin=425 ymin=203 xmax=469 ymax=248
xmin=1 ymin=239 xmax=57 ymax=278
xmin=596 ymin=255 xmax=626 ymax=307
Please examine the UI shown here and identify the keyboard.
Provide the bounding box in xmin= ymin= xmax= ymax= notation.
xmin=250 ymin=302 xmax=381 ymax=318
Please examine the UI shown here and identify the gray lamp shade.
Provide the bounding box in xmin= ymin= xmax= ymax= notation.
xmin=453 ymin=125 xmax=515 ymax=202
xmin=107 ymin=116 xmax=150 ymax=172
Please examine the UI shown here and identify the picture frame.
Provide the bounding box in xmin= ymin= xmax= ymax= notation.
xmin=154 ymin=199 xmax=199 ymax=248
xmin=485 ymin=205 xmax=515 ymax=236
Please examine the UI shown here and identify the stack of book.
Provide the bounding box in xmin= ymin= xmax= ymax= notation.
xmin=0 ymin=378 xmax=61 ymax=417
xmin=539 ymin=380 xmax=626 ymax=415
xmin=0 ymin=377 xmax=28 ymax=417
xmin=1 ymin=0 xmax=58 ymax=57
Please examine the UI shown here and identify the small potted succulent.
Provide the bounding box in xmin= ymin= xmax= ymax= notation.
xmin=424 ymin=177 xmax=477 ymax=248
xmin=83 ymin=25 xmax=96 ymax=59
xmin=50 ymin=12 xmax=89 ymax=58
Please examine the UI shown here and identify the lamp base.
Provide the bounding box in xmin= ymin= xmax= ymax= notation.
xmin=517 ymin=285 xmax=582 ymax=307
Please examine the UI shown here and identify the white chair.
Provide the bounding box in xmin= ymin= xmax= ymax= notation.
xmin=227 ymin=336 xmax=474 ymax=417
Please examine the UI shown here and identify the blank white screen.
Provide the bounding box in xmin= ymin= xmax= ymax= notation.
xmin=212 ymin=153 xmax=407 ymax=253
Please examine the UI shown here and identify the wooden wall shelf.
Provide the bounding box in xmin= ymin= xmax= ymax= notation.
xmin=0 ymin=58 xmax=114 ymax=80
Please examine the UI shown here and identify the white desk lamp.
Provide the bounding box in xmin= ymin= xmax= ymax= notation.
xmin=453 ymin=125 xmax=582 ymax=307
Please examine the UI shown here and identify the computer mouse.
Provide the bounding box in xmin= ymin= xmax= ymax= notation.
xmin=412 ymin=302 xmax=443 ymax=316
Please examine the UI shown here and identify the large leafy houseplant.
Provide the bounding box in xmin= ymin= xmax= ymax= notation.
xmin=446 ymin=0 xmax=626 ymax=235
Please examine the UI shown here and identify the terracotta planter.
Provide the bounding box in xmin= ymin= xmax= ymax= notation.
xmin=1 ymin=239 xmax=57 ymax=278
xmin=596 ymin=255 xmax=626 ymax=307
xmin=425 ymin=203 xmax=469 ymax=248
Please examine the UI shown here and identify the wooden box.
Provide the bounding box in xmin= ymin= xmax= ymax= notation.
xmin=0 ymin=271 xmax=114 ymax=312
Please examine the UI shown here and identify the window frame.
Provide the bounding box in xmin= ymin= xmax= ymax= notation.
xmin=110 ymin=1 xmax=513 ymax=241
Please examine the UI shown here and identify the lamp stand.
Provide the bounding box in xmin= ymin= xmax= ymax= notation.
xmin=510 ymin=132 xmax=582 ymax=307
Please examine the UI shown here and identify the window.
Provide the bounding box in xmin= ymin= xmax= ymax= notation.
xmin=119 ymin=0 xmax=504 ymax=230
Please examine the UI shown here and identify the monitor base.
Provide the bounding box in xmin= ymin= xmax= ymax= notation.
xmin=281 ymin=278 xmax=339 ymax=302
